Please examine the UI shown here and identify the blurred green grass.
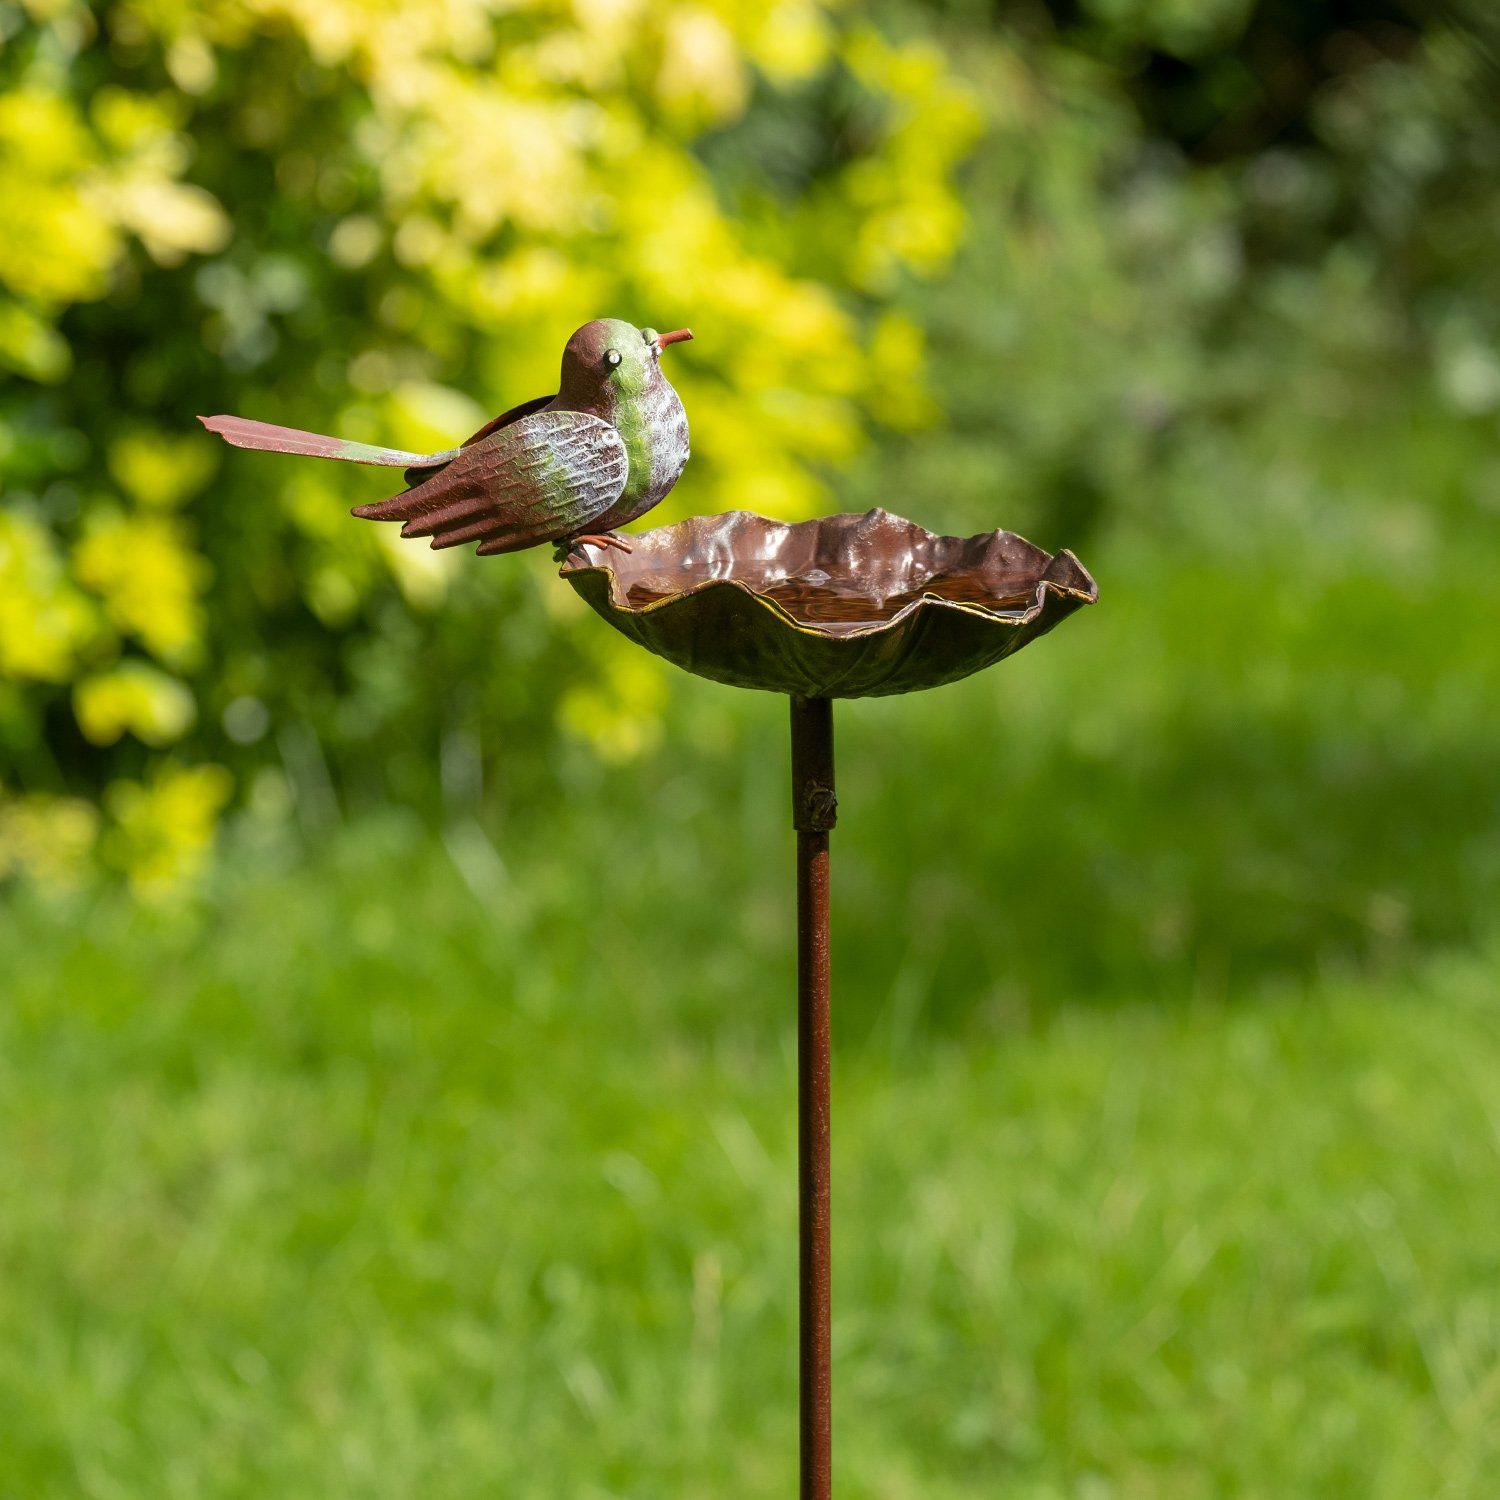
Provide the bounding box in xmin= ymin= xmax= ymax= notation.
xmin=7 ymin=477 xmax=1500 ymax=1491
xmin=4 ymin=811 xmax=1500 ymax=1498
xmin=6 ymin=417 xmax=1500 ymax=1490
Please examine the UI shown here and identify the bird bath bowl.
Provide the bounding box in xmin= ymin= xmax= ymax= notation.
xmin=559 ymin=507 xmax=1096 ymax=697
xmin=561 ymin=506 xmax=1097 ymax=1499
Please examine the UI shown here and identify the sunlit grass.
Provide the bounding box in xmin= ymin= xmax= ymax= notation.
xmin=3 ymin=825 xmax=1498 ymax=1498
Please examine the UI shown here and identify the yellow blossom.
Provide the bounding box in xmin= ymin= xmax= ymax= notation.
xmin=0 ymin=510 xmax=100 ymax=681
xmin=560 ymin=638 xmax=669 ymax=764
xmin=0 ymin=789 xmax=100 ymax=889
xmin=102 ymin=761 xmax=232 ymax=901
xmin=74 ymin=661 xmax=198 ymax=747
xmin=73 ymin=510 xmax=210 ymax=668
xmin=107 ymin=430 xmax=218 ymax=510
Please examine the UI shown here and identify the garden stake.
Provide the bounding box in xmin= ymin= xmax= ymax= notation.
xmin=791 ymin=694 xmax=836 ymax=1500
xmin=215 ymin=322 xmax=1100 ymax=1497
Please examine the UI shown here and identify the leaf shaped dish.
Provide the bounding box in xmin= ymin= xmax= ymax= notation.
xmin=559 ymin=507 xmax=1098 ymax=698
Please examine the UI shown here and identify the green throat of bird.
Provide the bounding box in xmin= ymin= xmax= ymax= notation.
xmin=610 ymin=389 xmax=658 ymax=505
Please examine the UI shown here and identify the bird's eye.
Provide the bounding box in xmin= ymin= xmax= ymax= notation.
xmin=604 ymin=349 xmax=622 ymax=368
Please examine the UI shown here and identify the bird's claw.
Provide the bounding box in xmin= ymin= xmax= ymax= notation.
xmin=559 ymin=532 xmax=633 ymax=561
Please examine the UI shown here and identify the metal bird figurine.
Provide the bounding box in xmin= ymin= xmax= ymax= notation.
xmin=199 ymin=318 xmax=693 ymax=558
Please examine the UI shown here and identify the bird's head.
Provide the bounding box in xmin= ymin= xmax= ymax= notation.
xmin=559 ymin=318 xmax=693 ymax=407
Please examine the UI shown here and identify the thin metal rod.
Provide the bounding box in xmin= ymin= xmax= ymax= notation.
xmin=790 ymin=695 xmax=836 ymax=1500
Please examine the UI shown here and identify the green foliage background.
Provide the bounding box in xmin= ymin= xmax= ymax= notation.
xmin=3 ymin=0 xmax=1498 ymax=981
xmin=4 ymin=1 xmax=1500 ymax=1494
xmin=1 ymin=0 xmax=977 ymax=892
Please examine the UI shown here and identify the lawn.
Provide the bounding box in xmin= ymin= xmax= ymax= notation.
xmin=3 ymin=818 xmax=1498 ymax=1499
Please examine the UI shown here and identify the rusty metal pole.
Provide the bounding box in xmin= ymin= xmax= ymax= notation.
xmin=790 ymin=694 xmax=836 ymax=1500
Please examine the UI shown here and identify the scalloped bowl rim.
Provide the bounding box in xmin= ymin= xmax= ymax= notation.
xmin=559 ymin=508 xmax=1099 ymax=641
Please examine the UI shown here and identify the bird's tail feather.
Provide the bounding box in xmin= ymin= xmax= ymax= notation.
xmin=198 ymin=414 xmax=460 ymax=469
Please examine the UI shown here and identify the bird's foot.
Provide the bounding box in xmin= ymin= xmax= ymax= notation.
xmin=559 ymin=532 xmax=633 ymax=561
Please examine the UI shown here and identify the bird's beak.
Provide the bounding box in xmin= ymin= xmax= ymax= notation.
xmin=655 ymin=328 xmax=693 ymax=351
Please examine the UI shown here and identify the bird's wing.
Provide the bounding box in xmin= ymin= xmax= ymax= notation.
xmin=198 ymin=414 xmax=462 ymax=468
xmin=460 ymin=394 xmax=557 ymax=450
xmin=352 ymin=408 xmax=628 ymax=556
xmin=402 ymin=393 xmax=555 ymax=484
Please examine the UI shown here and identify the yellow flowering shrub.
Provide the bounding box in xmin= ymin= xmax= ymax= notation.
xmin=73 ymin=510 xmax=210 ymax=667
xmin=0 ymin=788 xmax=100 ymax=888
xmin=74 ymin=661 xmax=197 ymax=747
xmin=101 ymin=761 xmax=233 ymax=901
xmin=0 ymin=0 xmax=981 ymax=892
xmin=0 ymin=510 xmax=100 ymax=681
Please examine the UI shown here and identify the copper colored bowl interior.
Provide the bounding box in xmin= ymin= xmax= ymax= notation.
xmin=585 ymin=510 xmax=1089 ymax=636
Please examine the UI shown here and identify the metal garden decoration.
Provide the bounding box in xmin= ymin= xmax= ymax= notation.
xmin=202 ymin=317 xmax=695 ymax=558
xmin=203 ymin=318 xmax=1098 ymax=1500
